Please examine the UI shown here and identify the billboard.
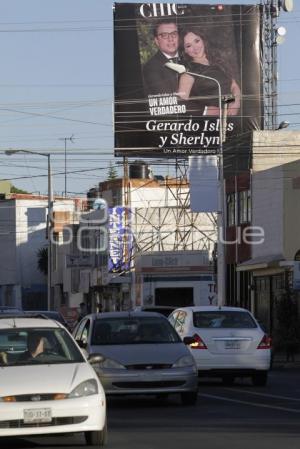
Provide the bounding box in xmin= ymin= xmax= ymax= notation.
xmin=114 ymin=2 xmax=262 ymax=158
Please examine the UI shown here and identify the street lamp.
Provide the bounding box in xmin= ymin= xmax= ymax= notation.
xmin=165 ymin=61 xmax=227 ymax=305
xmin=5 ymin=149 xmax=53 ymax=310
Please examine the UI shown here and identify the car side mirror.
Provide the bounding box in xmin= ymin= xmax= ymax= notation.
xmin=183 ymin=336 xmax=194 ymax=345
xmin=88 ymin=354 xmax=104 ymax=365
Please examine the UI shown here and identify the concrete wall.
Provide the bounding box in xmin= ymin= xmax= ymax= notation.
xmin=283 ymin=160 xmax=300 ymax=259
xmin=0 ymin=200 xmax=17 ymax=285
xmin=251 ymin=131 xmax=300 ymax=261
xmin=252 ymin=165 xmax=283 ymax=258
xmin=0 ymin=198 xmax=48 ymax=307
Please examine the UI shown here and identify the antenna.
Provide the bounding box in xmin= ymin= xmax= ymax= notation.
xmin=59 ymin=135 xmax=75 ymax=197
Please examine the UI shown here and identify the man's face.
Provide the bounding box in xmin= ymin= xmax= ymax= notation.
xmin=155 ymin=23 xmax=179 ymax=57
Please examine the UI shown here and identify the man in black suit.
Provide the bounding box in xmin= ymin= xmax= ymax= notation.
xmin=143 ymin=20 xmax=180 ymax=96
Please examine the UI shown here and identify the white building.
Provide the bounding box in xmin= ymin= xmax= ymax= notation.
xmin=0 ymin=195 xmax=49 ymax=309
xmin=237 ymin=130 xmax=300 ymax=332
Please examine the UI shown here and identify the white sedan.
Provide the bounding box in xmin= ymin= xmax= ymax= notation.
xmin=0 ymin=316 xmax=107 ymax=445
xmin=169 ymin=306 xmax=271 ymax=386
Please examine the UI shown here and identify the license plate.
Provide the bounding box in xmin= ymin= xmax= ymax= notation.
xmin=23 ymin=408 xmax=52 ymax=424
xmin=225 ymin=341 xmax=241 ymax=350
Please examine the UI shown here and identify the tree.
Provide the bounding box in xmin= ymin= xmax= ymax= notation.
xmin=11 ymin=185 xmax=28 ymax=194
xmin=37 ymin=247 xmax=48 ymax=276
xmin=274 ymin=288 xmax=300 ymax=361
xmin=107 ymin=162 xmax=118 ymax=180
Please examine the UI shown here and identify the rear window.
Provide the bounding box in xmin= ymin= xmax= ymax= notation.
xmin=91 ymin=317 xmax=181 ymax=345
xmin=193 ymin=311 xmax=257 ymax=329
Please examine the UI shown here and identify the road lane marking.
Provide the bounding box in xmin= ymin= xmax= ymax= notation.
xmin=222 ymin=388 xmax=300 ymax=402
xmin=199 ymin=393 xmax=300 ymax=414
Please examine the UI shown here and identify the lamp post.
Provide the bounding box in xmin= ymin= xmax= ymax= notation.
xmin=5 ymin=149 xmax=53 ymax=310
xmin=165 ymin=61 xmax=227 ymax=305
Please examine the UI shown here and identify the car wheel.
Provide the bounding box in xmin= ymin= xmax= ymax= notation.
xmin=222 ymin=375 xmax=235 ymax=386
xmin=181 ymin=391 xmax=198 ymax=406
xmin=85 ymin=419 xmax=107 ymax=446
xmin=252 ymin=371 xmax=268 ymax=387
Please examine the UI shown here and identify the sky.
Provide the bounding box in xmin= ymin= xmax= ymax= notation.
xmin=0 ymin=0 xmax=299 ymax=197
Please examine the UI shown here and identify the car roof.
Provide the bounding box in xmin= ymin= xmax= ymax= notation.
xmin=26 ymin=310 xmax=63 ymax=318
xmin=86 ymin=311 xmax=168 ymax=320
xmin=173 ymin=306 xmax=252 ymax=313
xmin=0 ymin=316 xmax=62 ymax=329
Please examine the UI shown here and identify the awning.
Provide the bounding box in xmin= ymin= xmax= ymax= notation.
xmin=236 ymin=254 xmax=285 ymax=272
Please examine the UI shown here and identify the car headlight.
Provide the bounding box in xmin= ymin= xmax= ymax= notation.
xmin=173 ymin=355 xmax=196 ymax=368
xmin=95 ymin=357 xmax=126 ymax=370
xmin=68 ymin=379 xmax=98 ymax=398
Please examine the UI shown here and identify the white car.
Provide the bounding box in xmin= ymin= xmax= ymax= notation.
xmin=0 ymin=315 xmax=107 ymax=445
xmin=168 ymin=306 xmax=271 ymax=386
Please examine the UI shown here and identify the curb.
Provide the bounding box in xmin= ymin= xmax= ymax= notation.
xmin=272 ymin=361 xmax=300 ymax=370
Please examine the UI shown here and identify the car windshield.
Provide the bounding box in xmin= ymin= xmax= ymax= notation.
xmin=91 ymin=316 xmax=181 ymax=345
xmin=193 ymin=311 xmax=257 ymax=329
xmin=0 ymin=328 xmax=84 ymax=366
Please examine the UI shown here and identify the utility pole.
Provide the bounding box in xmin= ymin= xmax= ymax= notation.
xmin=59 ymin=135 xmax=75 ymax=197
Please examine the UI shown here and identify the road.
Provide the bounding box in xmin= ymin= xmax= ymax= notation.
xmin=2 ymin=368 xmax=300 ymax=449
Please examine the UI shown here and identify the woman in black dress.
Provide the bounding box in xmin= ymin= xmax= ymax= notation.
xmin=177 ymin=27 xmax=240 ymax=116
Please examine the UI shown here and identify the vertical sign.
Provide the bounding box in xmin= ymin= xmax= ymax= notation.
xmin=109 ymin=207 xmax=132 ymax=273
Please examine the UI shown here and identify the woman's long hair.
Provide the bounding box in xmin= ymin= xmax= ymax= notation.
xmin=179 ymin=26 xmax=234 ymax=80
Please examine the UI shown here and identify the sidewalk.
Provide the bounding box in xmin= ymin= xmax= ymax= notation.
xmin=272 ymin=352 xmax=300 ymax=369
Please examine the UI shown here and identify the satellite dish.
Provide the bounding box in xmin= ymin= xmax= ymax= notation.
xmin=280 ymin=0 xmax=294 ymax=12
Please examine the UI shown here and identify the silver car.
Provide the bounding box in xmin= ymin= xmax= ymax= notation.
xmin=73 ymin=312 xmax=198 ymax=405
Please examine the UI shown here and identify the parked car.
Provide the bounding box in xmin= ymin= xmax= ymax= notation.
xmin=73 ymin=312 xmax=198 ymax=405
xmin=0 ymin=315 xmax=107 ymax=445
xmin=25 ymin=310 xmax=71 ymax=331
xmin=0 ymin=306 xmax=23 ymax=315
xmin=168 ymin=306 xmax=271 ymax=386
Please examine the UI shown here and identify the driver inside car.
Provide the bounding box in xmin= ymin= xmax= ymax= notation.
xmin=18 ymin=332 xmax=46 ymax=361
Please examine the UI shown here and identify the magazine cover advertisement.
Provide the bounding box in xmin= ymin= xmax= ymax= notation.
xmin=114 ymin=2 xmax=262 ymax=157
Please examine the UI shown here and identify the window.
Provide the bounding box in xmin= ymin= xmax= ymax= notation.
xmin=91 ymin=317 xmax=180 ymax=345
xmin=52 ymin=233 xmax=59 ymax=271
xmin=81 ymin=320 xmax=91 ymax=345
xmin=193 ymin=311 xmax=257 ymax=329
xmin=168 ymin=312 xmax=178 ymax=327
xmin=80 ymin=229 xmax=90 ymax=251
xmin=112 ymin=189 xmax=122 ymax=206
xmin=174 ymin=311 xmax=187 ymax=333
xmin=227 ymin=193 xmax=236 ymax=226
xmin=74 ymin=319 xmax=87 ymax=341
xmin=239 ymin=190 xmax=251 ymax=224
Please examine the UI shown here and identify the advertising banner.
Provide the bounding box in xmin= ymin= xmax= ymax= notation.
xmin=109 ymin=207 xmax=133 ymax=273
xmin=114 ymin=2 xmax=262 ymax=158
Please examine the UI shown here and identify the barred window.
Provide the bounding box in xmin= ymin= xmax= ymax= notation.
xmin=227 ymin=193 xmax=236 ymax=226
xmin=239 ymin=190 xmax=251 ymax=224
